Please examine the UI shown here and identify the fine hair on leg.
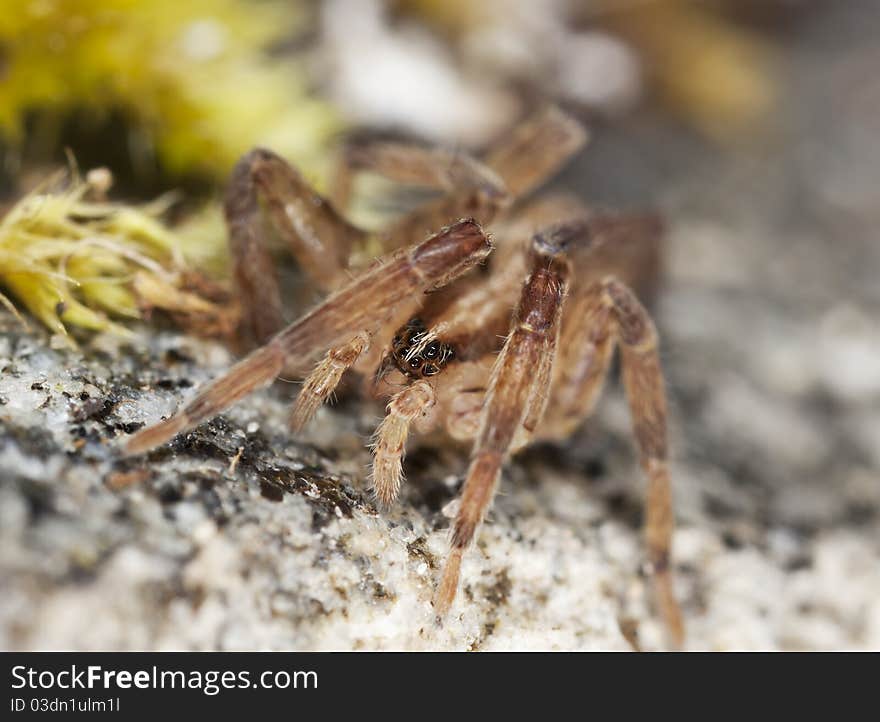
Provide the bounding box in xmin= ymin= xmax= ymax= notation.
xmin=125 ymin=219 xmax=491 ymax=456
xmin=435 ymin=231 xmax=570 ymax=615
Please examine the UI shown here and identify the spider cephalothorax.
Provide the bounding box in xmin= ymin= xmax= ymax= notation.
xmin=124 ymin=107 xmax=684 ymax=647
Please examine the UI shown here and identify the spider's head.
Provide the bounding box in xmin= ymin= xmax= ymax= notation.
xmin=391 ymin=318 xmax=456 ymax=380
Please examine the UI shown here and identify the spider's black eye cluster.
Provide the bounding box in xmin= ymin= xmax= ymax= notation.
xmin=390 ymin=318 xmax=455 ymax=380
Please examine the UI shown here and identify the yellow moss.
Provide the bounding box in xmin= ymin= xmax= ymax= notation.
xmin=0 ymin=0 xmax=341 ymax=178
xmin=0 ymin=169 xmax=233 ymax=343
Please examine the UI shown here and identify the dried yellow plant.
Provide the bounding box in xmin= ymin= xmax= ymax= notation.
xmin=0 ymin=168 xmax=236 ymax=343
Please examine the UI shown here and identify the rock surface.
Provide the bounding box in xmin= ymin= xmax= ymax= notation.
xmin=0 ymin=321 xmax=642 ymax=651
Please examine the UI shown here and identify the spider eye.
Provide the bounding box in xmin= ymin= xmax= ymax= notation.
xmin=408 ymin=356 xmax=423 ymax=368
xmin=423 ymin=341 xmax=440 ymax=359
xmin=422 ymin=364 xmax=439 ymax=376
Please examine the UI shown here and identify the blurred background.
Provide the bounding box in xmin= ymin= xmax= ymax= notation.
xmin=0 ymin=0 xmax=802 ymax=192
xmin=1 ymin=0 xmax=879 ymax=650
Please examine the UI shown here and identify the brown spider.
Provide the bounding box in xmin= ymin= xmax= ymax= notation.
xmin=124 ymin=107 xmax=684 ymax=647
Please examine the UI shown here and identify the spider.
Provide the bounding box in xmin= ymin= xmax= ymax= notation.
xmin=124 ymin=107 xmax=684 ymax=647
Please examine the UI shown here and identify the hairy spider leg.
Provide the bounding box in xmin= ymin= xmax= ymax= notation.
xmin=226 ymin=148 xmax=367 ymax=344
xmin=124 ymin=219 xmax=491 ymax=456
xmin=537 ymin=272 xmax=683 ymax=648
xmin=371 ymin=379 xmax=436 ymax=507
xmin=541 ymin=211 xmax=665 ymax=436
xmin=484 ymin=106 xmax=589 ymax=199
xmin=605 ymin=278 xmax=683 ymax=648
xmin=290 ymin=331 xmax=372 ymax=432
xmin=434 ymin=229 xmax=571 ymax=616
xmin=330 ymin=106 xmax=588 ymax=255
xmin=343 ymin=142 xmax=509 ymax=254
xmin=519 ymin=213 xmax=681 ymax=646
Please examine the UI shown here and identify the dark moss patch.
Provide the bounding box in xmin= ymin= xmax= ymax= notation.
xmin=164 ymin=416 xmax=244 ymax=463
xmin=129 ymin=405 xmax=370 ymax=530
xmin=583 ymin=456 xmax=607 ymax=479
xmin=71 ymin=395 xmax=107 ymax=422
xmin=155 ymin=377 xmax=193 ymax=390
xmin=358 ymin=573 xmax=395 ymax=602
xmin=845 ymin=502 xmax=876 ymax=527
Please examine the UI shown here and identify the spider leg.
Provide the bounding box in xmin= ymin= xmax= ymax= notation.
xmin=226 ymin=148 xmax=367 ymax=344
xmin=533 ymin=211 xmax=663 ymax=436
xmin=484 ymin=106 xmax=589 ymax=199
xmin=359 ymin=145 xmax=509 ymax=253
xmin=341 ymin=106 xmax=587 ymax=254
xmin=547 ymin=214 xmax=680 ymax=644
xmin=371 ymin=380 xmax=436 ymax=507
xmin=341 ymin=141 xmax=505 ymax=193
xmin=328 ymin=139 xmax=433 ymax=217
xmin=540 ymin=282 xmax=616 ymax=439
xmin=370 ymin=357 xmax=496 ymax=506
xmin=415 ymin=251 xmax=526 ymax=362
xmin=540 ymin=271 xmax=683 ymax=647
xmin=566 ymin=212 xmax=664 ymax=297
xmin=290 ymin=332 xmax=371 ymax=432
xmin=512 ymin=303 xmax=559 ymax=451
xmin=327 ymin=145 xmax=356 ymax=214
xmin=434 ymin=230 xmax=571 ymax=616
xmin=603 ymin=278 xmax=684 ymax=648
xmin=124 ymin=219 xmax=491 ymax=456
